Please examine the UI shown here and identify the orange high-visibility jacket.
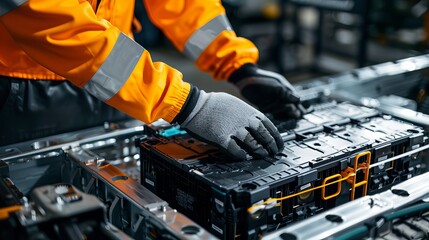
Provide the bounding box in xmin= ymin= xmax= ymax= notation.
xmin=0 ymin=0 xmax=258 ymax=123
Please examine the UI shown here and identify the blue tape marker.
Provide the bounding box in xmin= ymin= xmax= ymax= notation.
xmin=159 ymin=125 xmax=187 ymax=138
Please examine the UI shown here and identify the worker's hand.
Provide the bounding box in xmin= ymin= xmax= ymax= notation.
xmin=228 ymin=63 xmax=304 ymax=120
xmin=176 ymin=88 xmax=283 ymax=161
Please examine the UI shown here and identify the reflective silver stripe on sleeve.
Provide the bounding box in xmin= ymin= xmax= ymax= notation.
xmin=183 ymin=14 xmax=233 ymax=61
xmin=84 ymin=33 xmax=144 ymax=102
xmin=0 ymin=0 xmax=27 ymax=17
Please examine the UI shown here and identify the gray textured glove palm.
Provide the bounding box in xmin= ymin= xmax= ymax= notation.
xmin=181 ymin=90 xmax=284 ymax=161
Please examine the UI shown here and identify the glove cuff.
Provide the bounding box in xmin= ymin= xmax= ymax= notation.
xmin=227 ymin=63 xmax=258 ymax=85
xmin=172 ymin=85 xmax=200 ymax=124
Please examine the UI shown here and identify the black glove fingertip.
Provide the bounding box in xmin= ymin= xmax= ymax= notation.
xmin=297 ymin=104 xmax=306 ymax=114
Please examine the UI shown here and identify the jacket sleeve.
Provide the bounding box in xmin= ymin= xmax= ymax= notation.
xmin=0 ymin=0 xmax=190 ymax=123
xmin=143 ymin=0 xmax=259 ymax=80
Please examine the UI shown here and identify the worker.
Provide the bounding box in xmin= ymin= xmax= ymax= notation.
xmin=0 ymin=0 xmax=302 ymax=160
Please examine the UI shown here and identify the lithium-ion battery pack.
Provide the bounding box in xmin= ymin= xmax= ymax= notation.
xmin=138 ymin=102 xmax=428 ymax=239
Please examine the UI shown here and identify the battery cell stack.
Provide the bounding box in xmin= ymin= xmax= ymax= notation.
xmin=138 ymin=102 xmax=428 ymax=239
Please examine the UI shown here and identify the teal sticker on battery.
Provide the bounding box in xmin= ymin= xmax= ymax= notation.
xmin=159 ymin=125 xmax=187 ymax=137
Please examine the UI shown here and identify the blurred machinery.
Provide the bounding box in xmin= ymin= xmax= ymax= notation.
xmin=2 ymin=55 xmax=429 ymax=239
xmin=228 ymin=0 xmax=428 ymax=77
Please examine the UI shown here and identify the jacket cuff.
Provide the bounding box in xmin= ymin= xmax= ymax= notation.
xmin=172 ymin=85 xmax=200 ymax=124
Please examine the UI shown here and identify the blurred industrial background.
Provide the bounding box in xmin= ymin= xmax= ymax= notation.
xmin=134 ymin=0 xmax=429 ymax=96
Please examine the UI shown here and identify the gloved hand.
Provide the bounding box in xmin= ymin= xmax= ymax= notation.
xmin=174 ymin=87 xmax=284 ymax=161
xmin=228 ymin=63 xmax=304 ymax=120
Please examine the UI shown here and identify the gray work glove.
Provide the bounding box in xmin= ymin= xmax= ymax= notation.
xmin=228 ymin=63 xmax=304 ymax=120
xmin=173 ymin=87 xmax=283 ymax=161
